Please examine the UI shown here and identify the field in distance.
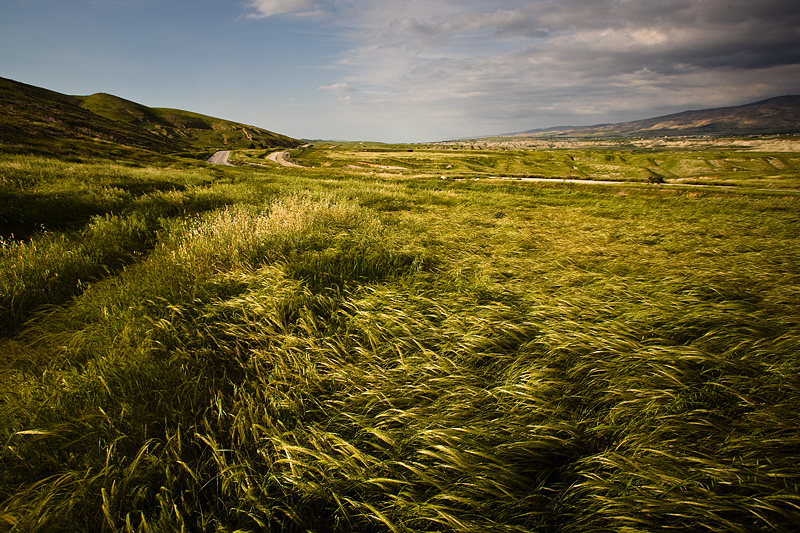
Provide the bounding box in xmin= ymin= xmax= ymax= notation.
xmin=235 ymin=139 xmax=800 ymax=191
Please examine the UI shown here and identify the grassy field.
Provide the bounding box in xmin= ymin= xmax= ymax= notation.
xmin=244 ymin=141 xmax=800 ymax=190
xmin=1 ymin=144 xmax=800 ymax=531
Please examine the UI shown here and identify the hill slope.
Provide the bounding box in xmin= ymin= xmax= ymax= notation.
xmin=0 ymin=77 xmax=299 ymax=154
xmin=0 ymin=78 xmax=184 ymax=153
xmin=77 ymin=92 xmax=298 ymax=150
xmin=511 ymin=96 xmax=800 ymax=138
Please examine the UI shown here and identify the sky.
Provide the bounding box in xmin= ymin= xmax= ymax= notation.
xmin=2 ymin=0 xmax=800 ymax=142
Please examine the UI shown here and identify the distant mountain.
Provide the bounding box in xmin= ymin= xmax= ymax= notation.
xmin=507 ymin=96 xmax=800 ymax=139
xmin=0 ymin=77 xmax=299 ymax=154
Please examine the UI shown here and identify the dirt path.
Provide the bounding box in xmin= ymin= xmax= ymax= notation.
xmin=267 ymin=150 xmax=304 ymax=168
xmin=487 ymin=176 xmax=799 ymax=193
xmin=491 ymin=176 xmax=625 ymax=185
xmin=207 ymin=150 xmax=233 ymax=166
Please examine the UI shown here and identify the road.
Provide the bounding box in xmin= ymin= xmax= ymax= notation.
xmin=490 ymin=176 xmax=628 ymax=185
xmin=267 ymin=150 xmax=304 ymax=168
xmin=486 ymin=176 xmax=799 ymax=193
xmin=207 ymin=150 xmax=233 ymax=166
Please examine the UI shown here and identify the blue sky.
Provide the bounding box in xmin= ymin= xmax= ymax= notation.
xmin=2 ymin=0 xmax=800 ymax=142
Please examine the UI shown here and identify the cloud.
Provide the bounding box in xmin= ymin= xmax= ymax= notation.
xmin=353 ymin=2 xmax=798 ymax=111
xmin=318 ymin=82 xmax=358 ymax=93
xmin=248 ymin=0 xmax=800 ymax=139
xmin=245 ymin=0 xmax=320 ymax=18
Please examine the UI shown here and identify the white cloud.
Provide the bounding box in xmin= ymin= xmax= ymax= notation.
xmin=318 ymin=82 xmax=358 ymax=93
xmin=245 ymin=0 xmax=320 ymax=18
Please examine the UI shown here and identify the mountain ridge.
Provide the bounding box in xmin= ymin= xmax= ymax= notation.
xmin=502 ymin=95 xmax=800 ymax=139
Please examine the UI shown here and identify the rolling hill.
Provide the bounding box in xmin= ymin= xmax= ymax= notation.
xmin=0 ymin=77 xmax=299 ymax=155
xmin=507 ymin=95 xmax=800 ymax=139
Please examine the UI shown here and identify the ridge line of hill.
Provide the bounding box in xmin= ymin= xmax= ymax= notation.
xmin=0 ymin=77 xmax=300 ymax=156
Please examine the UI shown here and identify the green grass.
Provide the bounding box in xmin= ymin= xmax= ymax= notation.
xmin=1 ymin=147 xmax=800 ymax=531
xmin=280 ymin=143 xmax=800 ymax=190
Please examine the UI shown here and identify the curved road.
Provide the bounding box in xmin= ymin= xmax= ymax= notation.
xmin=208 ymin=149 xmax=304 ymax=168
xmin=267 ymin=150 xmax=304 ymax=168
xmin=207 ymin=150 xmax=233 ymax=166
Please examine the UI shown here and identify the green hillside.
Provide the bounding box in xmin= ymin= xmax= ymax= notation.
xmin=0 ymin=78 xmax=299 ymax=156
xmin=78 ymin=92 xmax=299 ymax=150
xmin=76 ymin=93 xmax=167 ymax=128
xmin=0 ymin=78 xmax=184 ymax=154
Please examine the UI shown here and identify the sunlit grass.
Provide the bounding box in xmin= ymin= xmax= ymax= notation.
xmin=1 ymin=151 xmax=799 ymax=531
xmin=285 ymin=144 xmax=800 ymax=190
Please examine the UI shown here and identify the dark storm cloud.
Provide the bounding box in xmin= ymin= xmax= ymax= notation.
xmin=477 ymin=0 xmax=800 ymax=73
xmin=518 ymin=0 xmax=800 ymax=34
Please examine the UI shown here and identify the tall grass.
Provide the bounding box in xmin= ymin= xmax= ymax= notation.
xmin=0 ymin=213 xmax=156 ymax=335
xmin=1 ymin=152 xmax=799 ymax=531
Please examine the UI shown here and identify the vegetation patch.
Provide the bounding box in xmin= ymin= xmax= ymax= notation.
xmin=1 ymin=142 xmax=799 ymax=532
